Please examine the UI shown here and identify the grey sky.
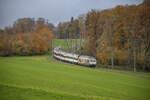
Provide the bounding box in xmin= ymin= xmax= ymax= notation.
xmin=0 ymin=0 xmax=143 ymax=29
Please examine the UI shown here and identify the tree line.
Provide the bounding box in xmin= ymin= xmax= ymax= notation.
xmin=55 ymin=1 xmax=150 ymax=71
xmin=0 ymin=18 xmax=54 ymax=56
xmin=85 ymin=2 xmax=150 ymax=71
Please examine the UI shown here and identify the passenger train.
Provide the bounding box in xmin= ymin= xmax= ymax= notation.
xmin=53 ymin=46 xmax=96 ymax=67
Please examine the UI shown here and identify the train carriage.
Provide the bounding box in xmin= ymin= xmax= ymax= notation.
xmin=53 ymin=46 xmax=96 ymax=67
xmin=78 ymin=55 xmax=96 ymax=67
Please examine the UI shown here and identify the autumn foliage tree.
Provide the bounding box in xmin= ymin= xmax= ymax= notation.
xmin=54 ymin=1 xmax=150 ymax=71
xmin=84 ymin=2 xmax=150 ymax=71
xmin=0 ymin=18 xmax=54 ymax=56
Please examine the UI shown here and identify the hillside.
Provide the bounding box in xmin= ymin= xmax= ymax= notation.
xmin=0 ymin=55 xmax=150 ymax=100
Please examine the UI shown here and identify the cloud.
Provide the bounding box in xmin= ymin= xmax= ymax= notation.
xmin=0 ymin=0 xmax=143 ymax=28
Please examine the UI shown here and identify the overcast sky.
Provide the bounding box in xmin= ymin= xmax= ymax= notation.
xmin=0 ymin=0 xmax=143 ymax=29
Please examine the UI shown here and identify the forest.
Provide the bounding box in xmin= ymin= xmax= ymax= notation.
xmin=85 ymin=2 xmax=150 ymax=71
xmin=0 ymin=18 xmax=54 ymax=56
xmin=55 ymin=1 xmax=150 ymax=71
xmin=0 ymin=1 xmax=150 ymax=71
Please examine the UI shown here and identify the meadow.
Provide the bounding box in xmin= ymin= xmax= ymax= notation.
xmin=53 ymin=39 xmax=82 ymax=50
xmin=0 ymin=55 xmax=150 ymax=100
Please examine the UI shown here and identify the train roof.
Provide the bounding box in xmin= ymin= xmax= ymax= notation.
xmin=54 ymin=48 xmax=79 ymax=58
xmin=65 ymin=52 xmax=79 ymax=58
xmin=60 ymin=50 xmax=79 ymax=58
xmin=79 ymin=55 xmax=96 ymax=60
xmin=54 ymin=46 xmax=96 ymax=60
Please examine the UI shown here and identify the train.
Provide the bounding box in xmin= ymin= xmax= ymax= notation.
xmin=53 ymin=46 xmax=96 ymax=67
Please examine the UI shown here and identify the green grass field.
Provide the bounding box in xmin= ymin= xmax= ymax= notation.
xmin=0 ymin=55 xmax=150 ymax=100
xmin=53 ymin=39 xmax=82 ymax=50
xmin=53 ymin=39 xmax=68 ymax=49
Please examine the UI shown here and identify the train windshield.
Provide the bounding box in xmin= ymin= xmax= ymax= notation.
xmin=90 ymin=59 xmax=96 ymax=62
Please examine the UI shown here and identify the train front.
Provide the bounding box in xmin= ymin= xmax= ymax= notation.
xmin=89 ymin=57 xmax=97 ymax=67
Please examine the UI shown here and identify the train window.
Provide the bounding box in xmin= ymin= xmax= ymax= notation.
xmin=75 ymin=58 xmax=78 ymax=60
xmin=65 ymin=56 xmax=74 ymax=59
xmin=90 ymin=60 xmax=94 ymax=62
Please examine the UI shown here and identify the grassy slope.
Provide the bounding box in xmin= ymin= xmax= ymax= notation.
xmin=0 ymin=55 xmax=150 ymax=100
xmin=53 ymin=39 xmax=81 ymax=50
xmin=53 ymin=39 xmax=68 ymax=49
